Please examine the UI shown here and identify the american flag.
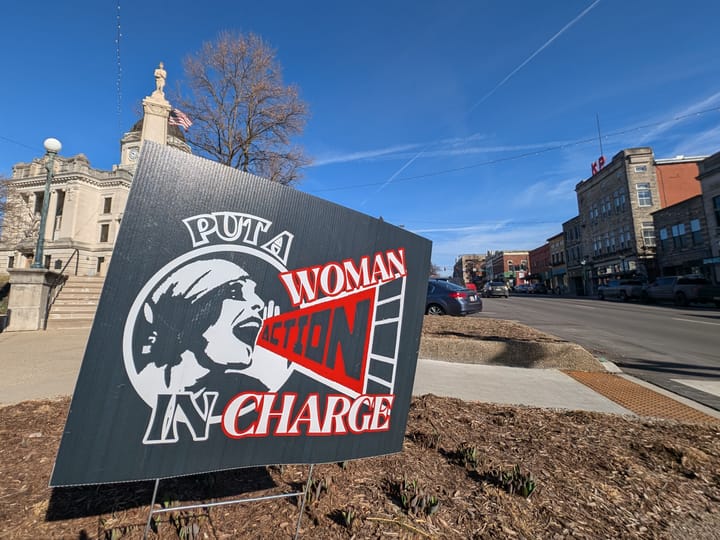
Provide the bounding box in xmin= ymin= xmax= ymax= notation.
xmin=169 ymin=108 xmax=193 ymax=130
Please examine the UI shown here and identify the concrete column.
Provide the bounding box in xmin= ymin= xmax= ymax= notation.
xmin=6 ymin=268 xmax=60 ymax=331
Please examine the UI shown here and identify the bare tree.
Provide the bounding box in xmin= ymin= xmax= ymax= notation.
xmin=429 ymin=263 xmax=443 ymax=278
xmin=0 ymin=176 xmax=38 ymax=247
xmin=174 ymin=32 xmax=311 ymax=185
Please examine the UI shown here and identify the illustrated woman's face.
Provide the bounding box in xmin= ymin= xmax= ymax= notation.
xmin=201 ymin=279 xmax=264 ymax=367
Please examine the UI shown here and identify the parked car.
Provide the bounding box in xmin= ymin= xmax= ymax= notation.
xmin=529 ymin=283 xmax=548 ymax=294
xmin=513 ymin=284 xmax=532 ymax=294
xmin=597 ymin=279 xmax=645 ymax=302
xmin=641 ymin=275 xmax=719 ymax=306
xmin=426 ymin=278 xmax=483 ymax=316
xmin=482 ymin=281 xmax=510 ymax=298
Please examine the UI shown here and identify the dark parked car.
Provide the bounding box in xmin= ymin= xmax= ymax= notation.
xmin=482 ymin=281 xmax=510 ymax=298
xmin=641 ymin=275 xmax=720 ymax=306
xmin=529 ymin=283 xmax=548 ymax=294
xmin=426 ymin=279 xmax=483 ymax=316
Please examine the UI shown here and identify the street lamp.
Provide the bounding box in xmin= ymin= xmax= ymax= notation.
xmin=31 ymin=137 xmax=62 ymax=269
xmin=580 ymin=258 xmax=587 ymax=296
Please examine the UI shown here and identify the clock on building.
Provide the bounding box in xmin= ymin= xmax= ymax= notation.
xmin=128 ymin=148 xmax=139 ymax=162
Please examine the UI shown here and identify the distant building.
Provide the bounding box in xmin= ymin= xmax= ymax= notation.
xmin=485 ymin=250 xmax=529 ymax=287
xmin=547 ymin=231 xmax=567 ymax=293
xmin=0 ymin=65 xmax=191 ymax=277
xmin=569 ymin=147 xmax=705 ymax=293
xmin=453 ymin=254 xmax=486 ymax=286
xmin=697 ymin=151 xmax=720 ymax=283
xmin=653 ymin=195 xmax=711 ymax=277
xmin=528 ymin=244 xmax=550 ymax=286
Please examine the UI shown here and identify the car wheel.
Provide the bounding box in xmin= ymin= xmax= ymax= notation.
xmin=598 ymin=292 xmax=605 ymax=300
xmin=426 ymin=304 xmax=445 ymax=315
xmin=620 ymin=291 xmax=628 ymax=302
xmin=674 ymin=292 xmax=688 ymax=307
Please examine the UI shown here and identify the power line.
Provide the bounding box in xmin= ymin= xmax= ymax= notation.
xmin=116 ymin=0 xmax=123 ymax=135
xmin=309 ymin=105 xmax=720 ymax=193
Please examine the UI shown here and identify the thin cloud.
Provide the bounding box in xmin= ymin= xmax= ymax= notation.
xmin=669 ymin=124 xmax=720 ymax=157
xmin=312 ymin=137 xmax=576 ymax=168
xmin=312 ymin=142 xmax=424 ymax=166
xmin=512 ymin=178 xmax=577 ymax=207
xmin=366 ymin=0 xmax=602 ymax=201
xmin=640 ymin=90 xmax=720 ymax=143
xmin=426 ymin=222 xmax=561 ymax=270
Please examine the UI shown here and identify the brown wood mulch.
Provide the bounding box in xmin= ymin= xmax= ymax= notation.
xmin=1 ymin=317 xmax=719 ymax=539
xmin=1 ymin=395 xmax=719 ymax=539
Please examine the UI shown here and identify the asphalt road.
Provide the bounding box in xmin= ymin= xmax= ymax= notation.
xmin=477 ymin=294 xmax=720 ymax=411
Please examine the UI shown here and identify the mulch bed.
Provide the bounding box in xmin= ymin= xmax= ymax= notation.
xmin=2 ymin=395 xmax=719 ymax=539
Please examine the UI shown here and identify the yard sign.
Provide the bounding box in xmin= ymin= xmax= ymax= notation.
xmin=50 ymin=142 xmax=431 ymax=486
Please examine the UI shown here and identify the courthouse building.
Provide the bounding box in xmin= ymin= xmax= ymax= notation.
xmin=0 ymin=66 xmax=190 ymax=277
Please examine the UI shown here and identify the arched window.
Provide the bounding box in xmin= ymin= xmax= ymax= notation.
xmin=507 ymin=260 xmax=514 ymax=272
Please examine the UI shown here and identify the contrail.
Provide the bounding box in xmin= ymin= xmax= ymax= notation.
xmin=365 ymin=0 xmax=602 ymax=202
xmin=469 ymin=0 xmax=602 ymax=112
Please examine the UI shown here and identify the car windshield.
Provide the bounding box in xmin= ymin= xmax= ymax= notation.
xmin=490 ymin=282 xmax=505 ymax=286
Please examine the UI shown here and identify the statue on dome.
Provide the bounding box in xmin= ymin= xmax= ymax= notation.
xmin=154 ymin=62 xmax=167 ymax=95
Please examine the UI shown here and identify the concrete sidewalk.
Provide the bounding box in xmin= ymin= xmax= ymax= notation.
xmin=1 ymin=328 xmax=718 ymax=424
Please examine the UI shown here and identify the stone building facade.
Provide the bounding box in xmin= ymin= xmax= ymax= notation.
xmin=570 ymin=148 xmax=704 ymax=293
xmin=652 ymin=195 xmax=712 ymax=277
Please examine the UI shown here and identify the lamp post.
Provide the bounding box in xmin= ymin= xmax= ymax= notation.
xmin=31 ymin=138 xmax=62 ymax=269
xmin=580 ymin=258 xmax=587 ymax=296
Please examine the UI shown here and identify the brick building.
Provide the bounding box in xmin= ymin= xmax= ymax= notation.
xmin=528 ymin=243 xmax=550 ymax=287
xmin=697 ymin=152 xmax=720 ymax=283
xmin=485 ymin=250 xmax=529 ymax=288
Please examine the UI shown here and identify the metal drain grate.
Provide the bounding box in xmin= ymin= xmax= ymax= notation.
xmin=564 ymin=371 xmax=720 ymax=425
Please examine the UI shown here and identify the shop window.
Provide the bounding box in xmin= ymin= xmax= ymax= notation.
xmin=690 ymin=219 xmax=702 ymax=245
xmin=636 ymin=183 xmax=652 ymax=207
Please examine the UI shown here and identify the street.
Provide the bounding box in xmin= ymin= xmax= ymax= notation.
xmin=477 ymin=295 xmax=720 ymax=411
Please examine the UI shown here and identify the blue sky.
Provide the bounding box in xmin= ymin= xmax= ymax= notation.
xmin=2 ymin=1 xmax=719 ymax=274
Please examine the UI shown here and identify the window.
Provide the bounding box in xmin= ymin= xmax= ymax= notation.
xmin=636 ymin=183 xmax=653 ymax=207
xmin=714 ymin=196 xmax=720 ymax=227
xmin=520 ymin=260 xmax=528 ymax=271
xmin=100 ymin=224 xmax=110 ymax=243
xmin=690 ymin=219 xmax=702 ymax=245
xmin=671 ymin=223 xmax=685 ymax=249
xmin=659 ymin=228 xmax=668 ymax=250
xmin=103 ymin=197 xmax=112 ymax=214
xmin=642 ymin=222 xmax=656 ymax=247
xmin=55 ymin=190 xmax=65 ymax=216
xmin=634 ymin=165 xmax=647 ymax=172
xmin=507 ymin=261 xmax=514 ymax=272
xmin=8 ymin=256 xmax=14 ymax=269
xmin=34 ymin=191 xmax=44 ymax=215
